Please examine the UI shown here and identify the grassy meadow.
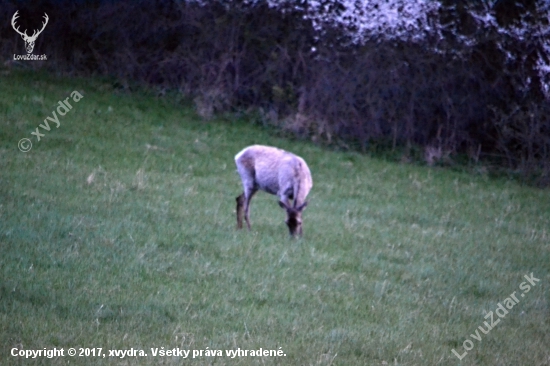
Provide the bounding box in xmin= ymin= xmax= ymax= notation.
xmin=1 ymin=69 xmax=549 ymax=365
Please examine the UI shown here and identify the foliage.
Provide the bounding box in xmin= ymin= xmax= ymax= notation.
xmin=1 ymin=0 xmax=549 ymax=182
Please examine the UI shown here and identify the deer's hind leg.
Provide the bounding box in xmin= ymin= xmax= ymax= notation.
xmin=243 ymin=189 xmax=257 ymax=230
xmin=236 ymin=193 xmax=245 ymax=229
xmin=236 ymin=188 xmax=257 ymax=231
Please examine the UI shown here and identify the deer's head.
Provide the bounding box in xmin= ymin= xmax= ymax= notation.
xmin=278 ymin=201 xmax=308 ymax=237
xmin=12 ymin=11 xmax=49 ymax=54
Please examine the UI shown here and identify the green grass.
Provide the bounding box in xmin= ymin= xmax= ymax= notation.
xmin=1 ymin=68 xmax=549 ymax=365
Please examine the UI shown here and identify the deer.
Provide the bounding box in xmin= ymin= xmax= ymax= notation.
xmin=235 ymin=145 xmax=313 ymax=237
xmin=12 ymin=11 xmax=49 ymax=54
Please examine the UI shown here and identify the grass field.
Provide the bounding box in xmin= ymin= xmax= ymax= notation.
xmin=1 ymin=69 xmax=549 ymax=365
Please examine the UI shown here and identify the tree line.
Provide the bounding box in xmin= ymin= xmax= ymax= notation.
xmin=2 ymin=0 xmax=549 ymax=184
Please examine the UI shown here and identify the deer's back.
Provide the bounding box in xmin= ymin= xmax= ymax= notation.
xmin=235 ymin=145 xmax=311 ymax=197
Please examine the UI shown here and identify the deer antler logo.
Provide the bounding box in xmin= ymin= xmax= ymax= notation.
xmin=12 ymin=11 xmax=49 ymax=54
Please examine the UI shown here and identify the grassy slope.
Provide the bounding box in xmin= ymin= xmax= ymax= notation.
xmin=1 ymin=69 xmax=549 ymax=365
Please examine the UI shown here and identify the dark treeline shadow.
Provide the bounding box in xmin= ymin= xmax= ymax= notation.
xmin=2 ymin=0 xmax=549 ymax=185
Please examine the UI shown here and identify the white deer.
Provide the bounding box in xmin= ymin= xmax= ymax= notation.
xmin=235 ymin=145 xmax=313 ymax=237
xmin=12 ymin=11 xmax=49 ymax=54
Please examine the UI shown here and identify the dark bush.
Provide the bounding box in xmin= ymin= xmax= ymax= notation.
xmin=1 ymin=0 xmax=549 ymax=184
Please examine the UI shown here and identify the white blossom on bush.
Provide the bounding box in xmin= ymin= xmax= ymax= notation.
xmin=187 ymin=0 xmax=550 ymax=99
xmin=301 ymin=0 xmax=440 ymax=43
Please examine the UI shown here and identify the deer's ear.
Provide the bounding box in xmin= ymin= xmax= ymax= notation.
xmin=296 ymin=201 xmax=308 ymax=211
xmin=278 ymin=201 xmax=289 ymax=210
